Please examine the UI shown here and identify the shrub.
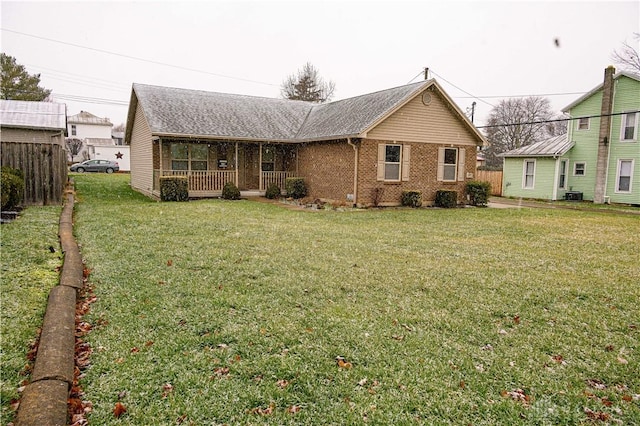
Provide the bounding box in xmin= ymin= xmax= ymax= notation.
xmin=160 ymin=176 xmax=189 ymax=202
xmin=265 ymin=183 xmax=281 ymax=199
xmin=401 ymin=190 xmax=422 ymax=208
xmin=1 ymin=166 xmax=25 ymax=210
xmin=222 ymin=182 xmax=241 ymax=200
xmin=285 ymin=177 xmax=307 ymax=199
xmin=434 ymin=190 xmax=457 ymax=208
xmin=465 ymin=181 xmax=491 ymax=207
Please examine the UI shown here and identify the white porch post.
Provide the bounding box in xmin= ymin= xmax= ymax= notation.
xmin=259 ymin=143 xmax=263 ymax=191
xmin=235 ymin=142 xmax=239 ymax=187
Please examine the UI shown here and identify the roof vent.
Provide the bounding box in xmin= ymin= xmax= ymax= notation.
xmin=421 ymin=93 xmax=432 ymax=106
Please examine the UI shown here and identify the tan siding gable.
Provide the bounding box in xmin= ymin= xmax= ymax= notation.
xmin=130 ymin=101 xmax=154 ymax=196
xmin=367 ymin=89 xmax=479 ymax=146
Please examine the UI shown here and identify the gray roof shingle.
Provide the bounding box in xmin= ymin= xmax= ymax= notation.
xmin=131 ymin=81 xmax=429 ymax=142
xmin=0 ymin=100 xmax=66 ymax=131
xmin=500 ymin=133 xmax=573 ymax=157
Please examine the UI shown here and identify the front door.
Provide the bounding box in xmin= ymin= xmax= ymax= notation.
xmin=237 ymin=144 xmax=260 ymax=191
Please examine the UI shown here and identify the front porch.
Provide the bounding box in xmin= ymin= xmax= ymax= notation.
xmin=152 ymin=140 xmax=298 ymax=198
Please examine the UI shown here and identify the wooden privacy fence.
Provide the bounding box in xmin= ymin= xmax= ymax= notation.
xmin=476 ymin=170 xmax=503 ymax=196
xmin=1 ymin=141 xmax=68 ymax=206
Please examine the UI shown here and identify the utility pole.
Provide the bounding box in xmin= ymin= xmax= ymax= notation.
xmin=424 ymin=67 xmax=429 ymax=80
xmin=471 ymin=101 xmax=476 ymax=123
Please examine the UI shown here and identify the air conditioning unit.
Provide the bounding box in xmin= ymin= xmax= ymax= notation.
xmin=565 ymin=191 xmax=583 ymax=201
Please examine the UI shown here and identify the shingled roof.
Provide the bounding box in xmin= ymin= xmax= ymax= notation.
xmin=1 ymin=100 xmax=67 ymax=131
xmin=500 ymin=133 xmax=574 ymax=157
xmin=127 ymin=81 xmax=439 ymax=143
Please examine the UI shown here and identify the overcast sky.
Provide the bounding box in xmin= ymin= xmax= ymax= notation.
xmin=1 ymin=1 xmax=638 ymax=128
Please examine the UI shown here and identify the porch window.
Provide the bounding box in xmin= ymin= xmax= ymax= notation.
xmin=523 ymin=159 xmax=535 ymax=189
xmin=616 ymin=159 xmax=634 ymax=192
xmin=621 ymin=112 xmax=638 ymax=141
xmin=262 ymin=146 xmax=275 ymax=172
xmin=171 ymin=143 xmax=208 ymax=171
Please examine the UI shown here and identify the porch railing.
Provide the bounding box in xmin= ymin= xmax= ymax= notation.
xmin=261 ymin=171 xmax=295 ymax=191
xmin=154 ymin=170 xmax=236 ymax=193
xmin=153 ymin=170 xmax=296 ymax=194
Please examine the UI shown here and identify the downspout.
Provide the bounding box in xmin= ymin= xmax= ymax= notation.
xmin=347 ymin=138 xmax=358 ymax=207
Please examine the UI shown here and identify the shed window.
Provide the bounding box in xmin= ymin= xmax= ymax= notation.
xmin=523 ymin=160 xmax=535 ymax=189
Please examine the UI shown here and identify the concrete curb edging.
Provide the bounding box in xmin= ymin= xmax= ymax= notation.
xmin=15 ymin=188 xmax=83 ymax=426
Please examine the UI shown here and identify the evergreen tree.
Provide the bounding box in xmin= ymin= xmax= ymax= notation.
xmin=1 ymin=53 xmax=52 ymax=101
xmin=281 ymin=62 xmax=335 ymax=103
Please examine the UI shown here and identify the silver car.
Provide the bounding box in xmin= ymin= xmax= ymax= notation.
xmin=70 ymin=159 xmax=120 ymax=173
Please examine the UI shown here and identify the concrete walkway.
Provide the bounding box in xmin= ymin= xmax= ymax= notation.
xmin=15 ymin=185 xmax=84 ymax=426
xmin=488 ymin=196 xmax=640 ymax=215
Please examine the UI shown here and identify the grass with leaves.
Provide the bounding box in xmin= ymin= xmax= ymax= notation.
xmin=74 ymin=174 xmax=640 ymax=424
xmin=1 ymin=205 xmax=62 ymax=424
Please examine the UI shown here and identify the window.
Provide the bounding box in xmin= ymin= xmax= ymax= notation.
xmin=384 ymin=145 xmax=401 ymax=180
xmin=523 ymin=160 xmax=535 ymax=189
xmin=437 ymin=147 xmax=466 ymax=182
xmin=574 ymin=162 xmax=586 ymax=176
xmin=170 ymin=143 xmax=208 ymax=171
xmin=558 ymin=159 xmax=568 ymax=189
xmin=616 ymin=159 xmax=634 ymax=193
xmin=621 ymin=112 xmax=638 ymax=141
xmin=262 ymin=145 xmax=275 ymax=172
xmin=71 ymin=124 xmax=77 ymax=136
xmin=577 ymin=117 xmax=589 ymax=130
xmin=377 ymin=144 xmax=410 ymax=182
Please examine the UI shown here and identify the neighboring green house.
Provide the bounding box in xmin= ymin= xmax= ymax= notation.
xmin=501 ymin=67 xmax=639 ymax=204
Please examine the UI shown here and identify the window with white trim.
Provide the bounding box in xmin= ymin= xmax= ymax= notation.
xmin=577 ymin=117 xmax=589 ymax=130
xmin=558 ymin=159 xmax=568 ymax=189
xmin=616 ymin=159 xmax=634 ymax=193
xmin=71 ymin=124 xmax=77 ymax=136
xmin=573 ymin=162 xmax=586 ymax=176
xmin=377 ymin=144 xmax=410 ymax=182
xmin=621 ymin=112 xmax=638 ymax=141
xmin=523 ymin=160 xmax=535 ymax=189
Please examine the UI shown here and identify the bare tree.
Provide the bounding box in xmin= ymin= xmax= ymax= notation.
xmin=65 ymin=138 xmax=84 ymax=161
xmin=281 ymin=62 xmax=335 ymax=103
xmin=482 ymin=97 xmax=555 ymax=167
xmin=611 ymin=33 xmax=640 ymax=73
xmin=113 ymin=122 xmax=126 ymax=132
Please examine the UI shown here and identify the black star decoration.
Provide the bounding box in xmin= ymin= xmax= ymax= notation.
xmin=115 ymin=152 xmax=124 ymax=159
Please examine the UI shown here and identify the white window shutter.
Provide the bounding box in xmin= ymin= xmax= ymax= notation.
xmin=377 ymin=144 xmax=385 ymax=181
xmin=401 ymin=145 xmax=410 ymax=181
xmin=437 ymin=147 xmax=445 ymax=181
xmin=457 ymin=148 xmax=466 ymax=181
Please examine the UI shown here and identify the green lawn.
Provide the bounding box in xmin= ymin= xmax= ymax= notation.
xmin=11 ymin=173 xmax=640 ymax=425
xmin=1 ymin=205 xmax=62 ymax=424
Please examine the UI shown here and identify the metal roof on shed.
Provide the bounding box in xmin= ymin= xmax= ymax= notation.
xmin=0 ymin=99 xmax=67 ymax=131
xmin=500 ymin=133 xmax=574 ymax=157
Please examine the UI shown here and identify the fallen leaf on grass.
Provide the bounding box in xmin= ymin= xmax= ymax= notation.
xmin=336 ymin=356 xmax=352 ymax=369
xmin=130 ymin=347 xmax=139 ymax=354
xmin=584 ymin=407 xmax=609 ymax=421
xmin=276 ymin=379 xmax=289 ymax=388
xmin=501 ymin=388 xmax=531 ymax=406
xmin=287 ymin=405 xmax=301 ymax=414
xmin=145 ymin=341 xmax=154 ymax=347
xmin=617 ymin=356 xmax=628 ymax=364
xmin=250 ymin=402 xmax=275 ymax=416
xmin=161 ymin=383 xmax=174 ymax=398
xmin=513 ymin=315 xmax=521 ymax=324
xmin=113 ymin=402 xmax=127 ymax=418
xmin=587 ymin=379 xmax=607 ymax=390
xmin=212 ymin=367 xmax=230 ymax=378
xmin=167 ymin=259 xmax=173 ymax=266
xmin=552 ymin=354 xmax=566 ymax=365
xmin=391 ymin=335 xmax=404 ymax=341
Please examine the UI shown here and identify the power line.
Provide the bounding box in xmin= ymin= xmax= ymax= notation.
xmin=1 ymin=27 xmax=279 ymax=88
xmin=457 ymin=91 xmax=586 ymax=99
xmin=475 ymin=110 xmax=640 ymax=129
xmin=428 ymin=69 xmax=495 ymax=108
